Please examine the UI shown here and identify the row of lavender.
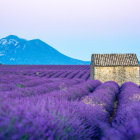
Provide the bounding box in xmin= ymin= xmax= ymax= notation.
xmin=0 ymin=70 xmax=90 ymax=94
xmin=0 ymin=65 xmax=90 ymax=80
xmin=0 ymin=76 xmax=122 ymax=139
xmin=0 ymin=80 xmax=140 ymax=139
xmin=0 ymin=65 xmax=90 ymax=70
xmin=0 ymin=65 xmax=140 ymax=139
xmin=102 ymin=82 xmax=140 ymax=140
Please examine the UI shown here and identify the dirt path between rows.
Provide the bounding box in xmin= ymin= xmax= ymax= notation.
xmin=108 ymin=100 xmax=118 ymax=124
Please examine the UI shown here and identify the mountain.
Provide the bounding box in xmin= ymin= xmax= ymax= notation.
xmin=0 ymin=35 xmax=90 ymax=65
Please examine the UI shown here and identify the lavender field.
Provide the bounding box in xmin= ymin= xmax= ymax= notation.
xmin=0 ymin=65 xmax=140 ymax=140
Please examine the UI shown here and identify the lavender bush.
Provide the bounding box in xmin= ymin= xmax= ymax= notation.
xmin=102 ymin=82 xmax=140 ymax=140
xmin=0 ymin=65 xmax=140 ymax=140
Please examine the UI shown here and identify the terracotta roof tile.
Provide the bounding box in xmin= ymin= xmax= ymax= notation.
xmin=91 ymin=54 xmax=139 ymax=66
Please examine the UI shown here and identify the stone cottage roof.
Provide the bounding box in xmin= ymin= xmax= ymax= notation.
xmin=91 ymin=54 xmax=139 ymax=66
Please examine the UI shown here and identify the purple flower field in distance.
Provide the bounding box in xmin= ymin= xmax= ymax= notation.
xmin=0 ymin=65 xmax=140 ymax=140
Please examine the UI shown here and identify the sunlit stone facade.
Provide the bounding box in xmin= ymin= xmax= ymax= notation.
xmin=90 ymin=54 xmax=140 ymax=86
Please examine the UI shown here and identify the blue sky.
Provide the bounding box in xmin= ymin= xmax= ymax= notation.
xmin=0 ymin=0 xmax=140 ymax=61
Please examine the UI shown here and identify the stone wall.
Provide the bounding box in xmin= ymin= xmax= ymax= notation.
xmin=90 ymin=66 xmax=140 ymax=86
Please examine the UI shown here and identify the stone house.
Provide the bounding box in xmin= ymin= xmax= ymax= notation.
xmin=90 ymin=54 xmax=140 ymax=86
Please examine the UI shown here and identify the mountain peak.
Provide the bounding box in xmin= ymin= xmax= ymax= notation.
xmin=3 ymin=35 xmax=26 ymax=42
xmin=0 ymin=35 xmax=90 ymax=65
xmin=4 ymin=35 xmax=20 ymax=39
